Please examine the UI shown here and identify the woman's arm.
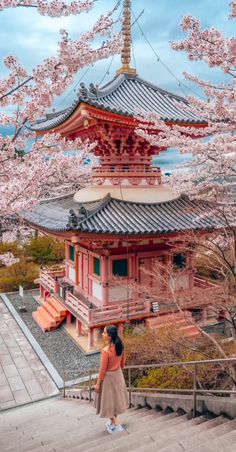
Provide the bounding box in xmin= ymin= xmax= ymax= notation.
xmin=98 ymin=349 xmax=109 ymax=381
xmin=95 ymin=349 xmax=109 ymax=393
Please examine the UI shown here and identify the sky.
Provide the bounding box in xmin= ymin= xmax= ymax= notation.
xmin=0 ymin=0 xmax=234 ymax=170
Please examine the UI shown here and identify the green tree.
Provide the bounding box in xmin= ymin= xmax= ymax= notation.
xmin=26 ymin=237 xmax=64 ymax=265
xmin=0 ymin=261 xmax=39 ymax=292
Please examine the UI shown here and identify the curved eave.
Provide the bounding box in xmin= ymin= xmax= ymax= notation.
xmin=33 ymin=102 xmax=206 ymax=137
xmin=24 ymin=219 xmax=220 ymax=240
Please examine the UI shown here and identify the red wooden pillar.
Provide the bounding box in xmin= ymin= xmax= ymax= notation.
xmin=78 ymin=251 xmax=82 ymax=288
xmin=76 ymin=319 xmax=83 ymax=336
xmin=66 ymin=312 xmax=72 ymax=325
xmin=188 ymin=252 xmax=194 ymax=290
xmin=88 ymin=328 xmax=94 ymax=349
xmin=54 ymin=278 xmax=59 ymax=294
xmin=101 ymin=256 xmax=109 ymax=305
xmin=65 ymin=242 xmax=69 ymax=279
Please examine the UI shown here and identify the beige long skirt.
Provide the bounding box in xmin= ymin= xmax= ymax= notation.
xmin=95 ymin=368 xmax=128 ymax=418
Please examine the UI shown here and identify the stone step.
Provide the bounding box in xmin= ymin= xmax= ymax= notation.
xmin=70 ymin=415 xmax=195 ymax=452
xmin=49 ymin=412 xmax=182 ymax=452
xmin=144 ymin=417 xmax=236 ymax=452
xmin=134 ymin=416 xmax=229 ymax=452
xmin=175 ymin=417 xmax=236 ymax=452
xmin=77 ymin=414 xmax=188 ymax=452
xmin=47 ymin=411 xmax=169 ymax=451
xmin=189 ymin=428 xmax=236 ymax=452
xmin=1 ymin=407 xmax=107 ymax=438
xmin=1 ymin=397 xmax=235 ymax=452
xmin=101 ymin=415 xmax=208 ymax=452
xmin=0 ymin=399 xmax=93 ymax=424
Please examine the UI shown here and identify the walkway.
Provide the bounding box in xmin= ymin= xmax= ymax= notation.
xmin=0 ymin=299 xmax=58 ymax=410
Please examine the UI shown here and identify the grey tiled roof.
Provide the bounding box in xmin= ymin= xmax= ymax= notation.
xmin=30 ymin=73 xmax=203 ymax=132
xmin=22 ymin=193 xmax=224 ymax=235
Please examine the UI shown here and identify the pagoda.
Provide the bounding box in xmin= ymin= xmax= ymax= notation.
xmin=23 ymin=0 xmax=223 ymax=350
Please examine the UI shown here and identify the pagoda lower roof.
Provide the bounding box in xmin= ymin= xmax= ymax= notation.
xmin=30 ymin=73 xmax=204 ymax=132
xmin=22 ymin=192 xmax=224 ymax=235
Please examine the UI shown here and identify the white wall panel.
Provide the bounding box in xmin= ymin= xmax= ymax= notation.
xmin=92 ymin=280 xmax=102 ymax=301
xmin=68 ymin=266 xmax=76 ymax=283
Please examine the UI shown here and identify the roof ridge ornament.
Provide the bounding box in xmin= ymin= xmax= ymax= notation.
xmin=116 ymin=0 xmax=136 ymax=77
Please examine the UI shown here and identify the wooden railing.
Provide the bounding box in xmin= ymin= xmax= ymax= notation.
xmin=39 ymin=267 xmax=66 ymax=293
xmin=193 ymin=275 xmax=220 ymax=290
xmin=92 ymin=165 xmax=161 ymax=174
xmin=66 ymin=292 xmax=90 ymax=323
xmin=39 ymin=269 xmax=57 ymax=292
xmin=65 ymin=292 xmax=151 ymax=326
xmin=91 ymin=299 xmax=150 ymax=324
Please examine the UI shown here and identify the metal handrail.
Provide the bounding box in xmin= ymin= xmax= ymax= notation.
xmin=62 ymin=357 xmax=236 ymax=417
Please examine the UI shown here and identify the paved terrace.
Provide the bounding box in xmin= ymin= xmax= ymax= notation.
xmin=0 ymin=299 xmax=58 ymax=410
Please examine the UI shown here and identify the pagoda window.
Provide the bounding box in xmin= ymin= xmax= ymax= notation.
xmin=173 ymin=253 xmax=186 ymax=269
xmin=112 ymin=259 xmax=128 ymax=277
xmin=69 ymin=245 xmax=75 ymax=262
xmin=93 ymin=257 xmax=101 ymax=277
xmin=115 ymin=139 xmax=121 ymax=154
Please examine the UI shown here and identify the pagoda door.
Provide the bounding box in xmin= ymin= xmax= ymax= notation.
xmin=82 ymin=254 xmax=89 ymax=292
xmin=139 ymin=256 xmax=164 ymax=288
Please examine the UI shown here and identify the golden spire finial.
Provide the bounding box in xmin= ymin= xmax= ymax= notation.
xmin=116 ymin=0 xmax=136 ymax=77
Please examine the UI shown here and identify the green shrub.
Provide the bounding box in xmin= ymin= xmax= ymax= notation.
xmin=25 ymin=237 xmax=64 ymax=265
xmin=124 ymin=327 xmax=234 ymax=391
xmin=137 ymin=366 xmax=193 ymax=390
xmin=0 ymin=261 xmax=39 ymax=292
xmin=0 ymin=242 xmax=22 ymax=258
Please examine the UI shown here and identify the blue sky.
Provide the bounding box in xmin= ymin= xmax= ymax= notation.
xmin=0 ymin=0 xmax=234 ymax=170
xmin=0 ymin=0 xmax=234 ymax=110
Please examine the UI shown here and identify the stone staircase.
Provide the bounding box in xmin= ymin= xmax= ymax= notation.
xmin=32 ymin=296 xmax=67 ymax=332
xmin=1 ymin=397 xmax=236 ymax=452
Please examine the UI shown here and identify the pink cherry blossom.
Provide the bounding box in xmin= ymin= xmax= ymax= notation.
xmin=0 ymin=0 xmax=122 ymax=233
xmin=136 ymin=2 xmax=236 ymax=205
xmin=0 ymin=2 xmax=122 ymax=248
xmin=0 ymin=252 xmax=20 ymax=266
xmin=0 ymin=1 xmax=94 ymax=17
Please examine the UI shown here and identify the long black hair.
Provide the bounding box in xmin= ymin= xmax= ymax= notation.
xmin=106 ymin=324 xmax=124 ymax=356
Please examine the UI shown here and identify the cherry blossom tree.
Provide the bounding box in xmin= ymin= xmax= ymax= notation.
xmin=137 ymin=1 xmax=236 ymax=202
xmin=136 ymin=1 xmax=236 ymax=296
xmin=133 ymin=3 xmax=236 ymax=371
xmin=0 ymin=0 xmax=122 ymax=244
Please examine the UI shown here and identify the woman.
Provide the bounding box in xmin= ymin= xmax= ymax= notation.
xmin=95 ymin=324 xmax=128 ymax=434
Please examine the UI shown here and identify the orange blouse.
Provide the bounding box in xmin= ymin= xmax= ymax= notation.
xmin=98 ymin=345 xmax=125 ymax=381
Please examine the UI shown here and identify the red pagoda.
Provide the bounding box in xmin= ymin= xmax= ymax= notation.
xmin=24 ymin=1 xmax=222 ymax=351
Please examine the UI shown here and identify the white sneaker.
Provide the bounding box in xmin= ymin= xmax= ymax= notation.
xmin=107 ymin=424 xmax=124 ymax=434
xmin=105 ymin=420 xmax=112 ymax=428
xmin=114 ymin=424 xmax=124 ymax=433
xmin=106 ymin=423 xmax=116 ymax=434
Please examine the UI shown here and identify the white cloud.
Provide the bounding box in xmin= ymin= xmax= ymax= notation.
xmin=0 ymin=0 xmax=234 ymax=100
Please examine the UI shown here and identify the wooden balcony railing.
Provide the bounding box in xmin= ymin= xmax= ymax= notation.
xmin=39 ymin=267 xmax=66 ymax=292
xmin=92 ymin=165 xmax=161 ymax=174
xmin=65 ymin=292 xmax=151 ymax=326
xmin=193 ymin=275 xmax=220 ymax=290
xmin=66 ymin=292 xmax=91 ymax=323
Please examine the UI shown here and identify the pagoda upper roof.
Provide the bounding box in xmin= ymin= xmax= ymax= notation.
xmin=30 ymin=73 xmax=204 ymax=132
xmin=22 ymin=192 xmax=224 ymax=236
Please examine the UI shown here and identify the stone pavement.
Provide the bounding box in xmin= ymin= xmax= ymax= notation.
xmin=0 ymin=299 xmax=58 ymax=411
